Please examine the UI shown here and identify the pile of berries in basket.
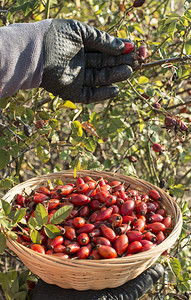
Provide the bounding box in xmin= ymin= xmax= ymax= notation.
xmin=12 ymin=176 xmax=173 ymax=259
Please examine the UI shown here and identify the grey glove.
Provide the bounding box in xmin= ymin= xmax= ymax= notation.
xmin=40 ymin=19 xmax=135 ymax=103
xmin=0 ymin=19 xmax=134 ymax=102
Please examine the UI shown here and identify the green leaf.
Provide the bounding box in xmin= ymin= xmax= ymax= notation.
xmin=49 ymin=119 xmax=59 ymax=130
xmin=15 ymin=105 xmax=25 ymax=117
xmin=0 ymin=273 xmax=10 ymax=291
xmin=0 ymin=232 xmax=6 ymax=254
xmin=50 ymin=205 xmax=73 ymax=224
xmin=30 ymin=229 xmax=41 ymax=244
xmin=0 ymin=178 xmax=14 ymax=190
xmin=13 ymin=208 xmax=26 ymax=223
xmin=168 ymin=176 xmax=174 ymax=187
xmin=138 ymin=76 xmax=149 ymax=84
xmin=167 ymin=13 xmax=180 ymax=18
xmin=167 ymin=21 xmax=177 ymax=40
xmin=125 ymin=127 xmax=134 ymax=139
xmin=35 ymin=204 xmax=48 ymax=227
xmin=10 ymin=277 xmax=19 ymax=294
xmin=44 ymin=224 xmax=61 ymax=239
xmin=7 ymin=270 xmax=17 ymax=281
xmin=35 ymin=140 xmax=50 ymax=163
xmin=0 ymin=217 xmax=10 ymax=230
xmin=8 ymin=231 xmax=18 ymax=240
xmin=104 ymin=159 xmax=111 ymax=169
xmin=27 ymin=216 xmax=38 ymax=229
xmin=169 ymin=257 xmax=182 ymax=279
xmin=0 ymin=200 xmax=11 ymax=215
xmin=181 ymin=202 xmax=188 ymax=213
xmin=25 ymin=108 xmax=34 ymax=124
xmin=145 ymin=86 xmax=155 ymax=97
xmin=0 ymin=97 xmax=9 ymax=109
xmin=39 ymin=111 xmax=50 ymax=120
xmin=185 ymin=39 xmax=191 ymax=55
xmin=83 ymin=137 xmax=96 ymax=152
xmin=71 ymin=121 xmax=83 ymax=137
xmin=18 ymin=270 xmax=29 ymax=287
xmin=14 ymin=291 xmax=27 ymax=300
xmin=0 ymin=149 xmax=10 ymax=170
xmin=108 ymin=117 xmax=126 ymax=134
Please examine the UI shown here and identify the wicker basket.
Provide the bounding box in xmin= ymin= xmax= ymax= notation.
xmin=3 ymin=170 xmax=182 ymax=291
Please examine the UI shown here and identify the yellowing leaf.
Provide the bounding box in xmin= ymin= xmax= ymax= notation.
xmin=118 ymin=30 xmax=127 ymax=39
xmin=138 ymin=76 xmax=149 ymax=85
xmin=71 ymin=121 xmax=83 ymax=137
xmin=59 ymin=101 xmax=77 ymax=109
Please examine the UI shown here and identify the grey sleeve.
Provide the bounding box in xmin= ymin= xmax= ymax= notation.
xmin=0 ymin=19 xmax=52 ymax=99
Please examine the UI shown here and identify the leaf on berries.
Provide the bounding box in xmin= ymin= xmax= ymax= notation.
xmin=44 ymin=224 xmax=61 ymax=239
xmin=13 ymin=208 xmax=26 ymax=223
xmin=30 ymin=229 xmax=41 ymax=244
xmin=49 ymin=205 xmax=73 ymax=224
xmin=35 ymin=204 xmax=48 ymax=227
xmin=28 ymin=216 xmax=38 ymax=230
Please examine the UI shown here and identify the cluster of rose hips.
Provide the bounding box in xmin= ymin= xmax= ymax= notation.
xmin=13 ymin=176 xmax=173 ymax=259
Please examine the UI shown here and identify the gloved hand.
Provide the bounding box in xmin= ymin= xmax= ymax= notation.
xmin=40 ymin=19 xmax=135 ymax=103
xmin=31 ymin=263 xmax=164 ymax=300
xmin=0 ymin=19 xmax=135 ymax=102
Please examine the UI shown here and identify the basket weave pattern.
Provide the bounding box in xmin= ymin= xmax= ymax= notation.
xmin=3 ymin=170 xmax=182 ymax=290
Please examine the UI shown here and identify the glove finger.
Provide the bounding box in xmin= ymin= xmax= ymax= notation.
xmin=84 ymin=65 xmax=132 ymax=86
xmin=78 ymin=22 xmax=126 ymax=55
xmin=85 ymin=51 xmax=135 ymax=69
xmin=77 ymin=85 xmax=119 ymax=103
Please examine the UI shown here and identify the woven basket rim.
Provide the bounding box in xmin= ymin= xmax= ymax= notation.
xmin=4 ymin=170 xmax=183 ymax=266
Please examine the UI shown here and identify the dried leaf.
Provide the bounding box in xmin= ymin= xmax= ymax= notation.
xmin=81 ymin=121 xmax=100 ymax=139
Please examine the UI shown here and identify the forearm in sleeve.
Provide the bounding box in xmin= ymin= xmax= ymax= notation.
xmin=0 ymin=19 xmax=51 ymax=98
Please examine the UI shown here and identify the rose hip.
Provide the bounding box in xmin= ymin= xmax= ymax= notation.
xmin=149 ymin=189 xmax=161 ymax=201
xmin=77 ymin=245 xmax=91 ymax=259
xmin=93 ymin=236 xmax=111 ymax=246
xmin=146 ymin=222 xmax=166 ymax=233
xmin=120 ymin=200 xmax=135 ymax=215
xmin=50 ymin=236 xmax=64 ymax=249
xmin=77 ymin=233 xmax=90 ymax=246
xmin=78 ymin=223 xmax=95 ymax=234
xmin=96 ymin=207 xmax=113 ymax=222
xmin=31 ymin=244 xmax=45 ymax=255
xmin=100 ymin=224 xmax=116 ymax=243
xmin=126 ymin=241 xmax=142 ymax=254
xmin=114 ymin=234 xmax=129 ymax=256
xmin=127 ymin=230 xmax=143 ymax=242
xmin=97 ymin=245 xmax=117 ymax=259
xmin=72 ymin=217 xmax=86 ymax=229
xmin=149 ymin=213 xmax=164 ymax=223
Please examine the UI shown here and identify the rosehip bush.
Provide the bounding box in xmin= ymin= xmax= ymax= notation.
xmin=0 ymin=0 xmax=191 ymax=299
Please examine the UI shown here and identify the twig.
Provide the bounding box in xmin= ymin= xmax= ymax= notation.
xmin=112 ymin=135 xmax=140 ymax=173
xmin=127 ymin=79 xmax=165 ymax=114
xmin=45 ymin=0 xmax=51 ymax=19
xmin=0 ymin=122 xmax=30 ymax=149
xmin=137 ymin=55 xmax=191 ymax=71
